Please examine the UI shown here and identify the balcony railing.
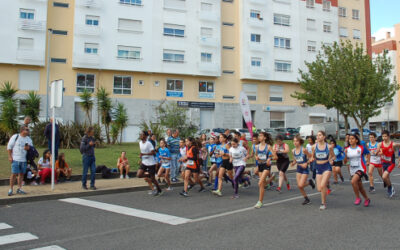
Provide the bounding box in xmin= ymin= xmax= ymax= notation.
xmin=248 ymin=42 xmax=267 ymax=52
xmin=198 ymin=62 xmax=219 ymax=74
xmin=249 ymin=67 xmax=268 ymax=78
xmin=19 ymin=20 xmax=46 ymax=31
xmin=73 ymin=54 xmax=101 ymax=66
xmin=74 ymin=24 xmax=101 ymax=36
xmin=16 ymin=49 xmax=45 ymax=65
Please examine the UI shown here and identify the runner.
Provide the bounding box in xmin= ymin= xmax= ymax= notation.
xmin=291 ymin=135 xmax=315 ymax=205
xmin=180 ymin=137 xmax=205 ymax=197
xmin=207 ymin=137 xmax=217 ymax=186
xmin=311 ymin=131 xmax=335 ymax=210
xmin=249 ymin=133 xmax=259 ymax=177
xmin=367 ymin=132 xmax=383 ymax=193
xmin=212 ymin=134 xmax=231 ymax=197
xmin=179 ymin=139 xmax=195 ymax=189
xmin=306 ymin=136 xmax=316 ymax=180
xmin=137 ymin=131 xmax=162 ymax=196
xmin=376 ymin=130 xmax=400 ymax=198
xmin=344 ymin=134 xmax=371 ymax=207
xmin=273 ymin=135 xmax=291 ymax=193
xmin=254 ymin=132 xmax=274 ymax=208
xmin=157 ymin=139 xmax=172 ymax=191
xmin=229 ymin=138 xmax=249 ymax=199
xmin=330 ymin=139 xmax=345 ymax=184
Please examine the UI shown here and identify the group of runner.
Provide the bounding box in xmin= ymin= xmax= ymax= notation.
xmin=138 ymin=129 xmax=399 ymax=210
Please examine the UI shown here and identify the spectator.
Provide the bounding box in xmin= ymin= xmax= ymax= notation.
xmin=24 ymin=116 xmax=31 ymax=127
xmin=224 ymin=129 xmax=231 ymax=137
xmin=7 ymin=125 xmax=33 ymax=196
xmin=56 ymin=153 xmax=72 ymax=181
xmin=117 ymin=151 xmax=130 ymax=179
xmin=38 ymin=149 xmax=55 ymax=185
xmin=167 ymin=129 xmax=180 ymax=182
xmin=165 ymin=129 xmax=172 ymax=141
xmin=148 ymin=134 xmax=156 ymax=148
xmin=80 ymin=126 xmax=97 ymax=190
xmin=44 ymin=118 xmax=60 ymax=159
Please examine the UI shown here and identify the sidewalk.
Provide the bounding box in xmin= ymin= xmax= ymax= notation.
xmin=0 ymin=164 xmax=296 ymax=205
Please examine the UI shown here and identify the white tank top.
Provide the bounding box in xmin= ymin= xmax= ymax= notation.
xmin=346 ymin=146 xmax=364 ymax=175
xmin=368 ymin=142 xmax=381 ymax=164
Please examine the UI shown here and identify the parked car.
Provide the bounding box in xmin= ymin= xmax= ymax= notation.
xmin=275 ymin=127 xmax=298 ymax=140
xmin=232 ymin=128 xmax=251 ymax=141
xmin=263 ymin=128 xmax=278 ymax=139
xmin=390 ymin=131 xmax=400 ymax=139
xmin=210 ymin=128 xmax=226 ymax=138
xmin=299 ymin=124 xmax=325 ymax=140
xmin=351 ymin=128 xmax=374 ymax=141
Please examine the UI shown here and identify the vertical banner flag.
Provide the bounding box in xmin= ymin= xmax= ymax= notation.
xmin=239 ymin=91 xmax=253 ymax=138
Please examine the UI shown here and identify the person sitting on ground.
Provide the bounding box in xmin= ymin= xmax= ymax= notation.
xmin=38 ymin=149 xmax=56 ymax=184
xmin=117 ymin=151 xmax=130 ymax=179
xmin=56 ymin=153 xmax=72 ymax=181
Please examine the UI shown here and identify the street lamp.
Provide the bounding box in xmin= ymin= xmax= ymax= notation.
xmin=45 ymin=28 xmax=53 ymax=120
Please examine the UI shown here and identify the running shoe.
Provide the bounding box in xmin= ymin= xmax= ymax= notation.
xmin=327 ymin=189 xmax=332 ymax=195
xmin=389 ymin=185 xmax=395 ymax=198
xmin=369 ymin=186 xmax=376 ymax=193
xmin=126 ymin=175 xmax=130 ymax=179
xmin=120 ymin=175 xmax=124 ymax=179
xmin=239 ymin=183 xmax=244 ymax=188
xmin=155 ymin=190 xmax=163 ymax=196
xmin=340 ymin=176 xmax=345 ymax=183
xmin=212 ymin=190 xmax=222 ymax=197
xmin=151 ymin=190 xmax=159 ymax=196
xmin=231 ymin=194 xmax=239 ymax=199
xmin=148 ymin=189 xmax=155 ymax=195
xmin=302 ymin=197 xmax=311 ymax=205
xmin=206 ymin=182 xmax=212 ymax=187
xmin=7 ymin=189 xmax=13 ymax=196
xmin=254 ymin=201 xmax=263 ymax=209
xmin=90 ymin=186 xmax=97 ymax=191
xmin=16 ymin=188 xmax=27 ymax=195
xmin=179 ymin=191 xmax=189 ymax=197
xmin=166 ymin=186 xmax=173 ymax=191
xmin=276 ymin=187 xmax=281 ymax=193
xmin=309 ymin=179 xmax=315 ymax=189
xmin=364 ymin=199 xmax=371 ymax=207
xmin=188 ymin=184 xmax=194 ymax=190
xmin=286 ymin=182 xmax=291 ymax=190
xmin=82 ymin=186 xmax=88 ymax=190
xmin=354 ymin=198 xmax=361 ymax=205
xmin=333 ymin=181 xmax=339 ymax=185
xmin=198 ymin=187 xmax=206 ymax=192
xmin=319 ymin=204 xmax=327 ymax=210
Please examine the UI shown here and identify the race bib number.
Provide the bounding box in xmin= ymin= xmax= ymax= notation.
xmin=295 ymin=156 xmax=303 ymax=162
xmin=382 ymin=155 xmax=391 ymax=161
xmin=258 ymin=154 xmax=267 ymax=160
xmin=316 ymin=153 xmax=327 ymax=159
xmin=187 ymin=160 xmax=194 ymax=165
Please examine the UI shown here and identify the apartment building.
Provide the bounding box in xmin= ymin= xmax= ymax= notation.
xmin=0 ymin=0 xmax=371 ymax=141
xmin=369 ymin=23 xmax=400 ymax=133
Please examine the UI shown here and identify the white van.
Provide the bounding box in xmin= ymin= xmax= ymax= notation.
xmin=299 ymin=124 xmax=325 ymax=140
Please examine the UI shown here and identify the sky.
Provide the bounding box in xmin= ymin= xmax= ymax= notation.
xmin=370 ymin=0 xmax=400 ymax=35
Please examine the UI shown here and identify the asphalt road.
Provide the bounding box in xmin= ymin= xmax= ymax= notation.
xmin=1 ymin=169 xmax=400 ymax=250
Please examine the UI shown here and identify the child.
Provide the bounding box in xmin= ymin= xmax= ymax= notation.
xmin=56 ymin=153 xmax=72 ymax=181
xmin=157 ymin=139 xmax=172 ymax=190
xmin=117 ymin=151 xmax=130 ymax=179
xmin=229 ymin=138 xmax=249 ymax=199
xmin=207 ymin=137 xmax=217 ymax=186
xmin=38 ymin=149 xmax=55 ymax=185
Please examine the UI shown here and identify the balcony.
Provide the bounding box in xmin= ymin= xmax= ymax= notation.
xmin=73 ymin=54 xmax=101 ymax=67
xmin=250 ymin=0 xmax=266 ymax=5
xmin=249 ymin=67 xmax=268 ymax=78
xmin=248 ymin=42 xmax=266 ymax=52
xmin=247 ymin=17 xmax=265 ymax=28
xmin=19 ymin=20 xmax=46 ymax=31
xmin=199 ymin=37 xmax=219 ymax=47
xmin=198 ymin=11 xmax=219 ymax=23
xmin=74 ymin=24 xmax=101 ymax=36
xmin=16 ymin=49 xmax=45 ymax=66
xmin=198 ymin=62 xmax=219 ymax=74
xmin=76 ymin=0 xmax=102 ymax=8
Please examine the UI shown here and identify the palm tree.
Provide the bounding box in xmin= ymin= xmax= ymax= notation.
xmin=78 ymin=89 xmax=93 ymax=125
xmin=114 ymin=102 xmax=128 ymax=144
xmin=96 ymin=87 xmax=112 ymax=144
xmin=0 ymin=81 xmax=18 ymax=101
xmin=22 ymin=91 xmax=41 ymax=124
xmin=0 ymin=81 xmax=18 ymax=136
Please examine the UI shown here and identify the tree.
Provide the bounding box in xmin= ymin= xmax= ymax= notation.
xmin=292 ymin=41 xmax=398 ymax=139
xmin=78 ymin=89 xmax=93 ymax=125
xmin=114 ymin=102 xmax=128 ymax=144
xmin=0 ymin=81 xmax=18 ymax=100
xmin=96 ymin=87 xmax=112 ymax=144
xmin=22 ymin=91 xmax=41 ymax=124
xmin=0 ymin=82 xmax=18 ymax=137
xmin=139 ymin=120 xmax=164 ymax=141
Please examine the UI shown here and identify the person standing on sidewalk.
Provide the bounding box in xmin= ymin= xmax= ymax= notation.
xmin=44 ymin=118 xmax=60 ymax=159
xmin=167 ymin=129 xmax=180 ymax=182
xmin=80 ymin=126 xmax=97 ymax=190
xmin=7 ymin=125 xmax=33 ymax=196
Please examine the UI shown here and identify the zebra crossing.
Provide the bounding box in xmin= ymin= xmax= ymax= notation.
xmin=0 ymin=222 xmax=65 ymax=249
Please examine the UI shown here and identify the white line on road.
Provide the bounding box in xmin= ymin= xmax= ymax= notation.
xmin=0 ymin=223 xmax=13 ymax=230
xmin=0 ymin=233 xmax=38 ymax=246
xmin=60 ymin=198 xmax=191 ymax=225
xmin=31 ymin=245 xmax=66 ymax=250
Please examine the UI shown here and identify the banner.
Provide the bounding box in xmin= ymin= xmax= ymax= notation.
xmin=239 ymin=91 xmax=253 ymax=138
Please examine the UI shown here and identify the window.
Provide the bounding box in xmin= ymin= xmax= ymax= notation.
xmin=19 ymin=70 xmax=40 ymax=91
xmin=251 ymin=34 xmax=261 ymax=43
xmin=118 ymin=19 xmax=142 ymax=32
xmin=306 ymin=0 xmax=314 ymax=8
xmin=223 ymin=46 xmax=234 ymax=50
xmin=274 ymin=37 xmax=291 ymax=49
xmin=323 ymin=0 xmax=330 ymax=11
xmin=269 ymin=85 xmax=283 ymax=102
xmin=201 ymin=52 xmax=212 ymax=62
xmin=20 ymin=9 xmax=34 ymax=19
xmin=18 ymin=38 xmax=34 ymax=50
xmin=201 ymin=27 xmax=213 ymax=38
xmin=86 ymin=15 xmax=99 ymax=26
xmin=222 ymin=22 xmax=234 ymax=26
xmin=275 ymin=61 xmax=291 ymax=72
xmin=53 ymin=2 xmax=69 ymax=8
xmin=163 ymin=50 xmax=184 ymax=63
xmin=353 ymin=29 xmax=361 ymax=39
xmin=273 ymin=14 xmax=290 ymax=26
xmin=199 ymin=81 xmax=214 ymax=98
xmin=51 ymin=58 xmax=67 ymax=63
xmin=270 ymin=111 xmax=285 ymax=128
xmin=307 ymin=40 xmax=316 ymax=52
xmin=222 ymin=70 xmax=234 ymax=74
xmin=339 ymin=27 xmax=348 ymax=37
xmin=251 ymin=57 xmax=261 ymax=67
xmin=164 ymin=0 xmax=185 ymax=10
xmin=243 ymin=84 xmax=257 ymax=101
xmin=352 ymin=9 xmax=360 ymax=20
xmin=77 ymin=74 xmax=95 ymax=93
xmin=164 ymin=24 xmax=185 ymax=37
xmin=201 ymin=2 xmax=212 ymax=11
xmin=84 ymin=43 xmax=99 ymax=54
xmin=52 ymin=30 xmax=68 ymax=35
xmin=166 ymin=79 xmax=183 ymax=93
xmin=117 ymin=46 xmax=141 ymax=59
xmin=250 ymin=10 xmax=262 ymax=20
xmin=323 ymin=22 xmax=332 ymax=33
xmin=307 ymin=18 xmax=316 ymax=30
xmin=113 ymin=76 xmax=132 ymax=95
xmin=119 ymin=0 xmax=142 ymax=6
xmin=339 ymin=7 xmax=347 ymax=17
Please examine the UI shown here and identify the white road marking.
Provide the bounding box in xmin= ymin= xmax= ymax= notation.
xmin=374 ymin=181 xmax=400 ymax=185
xmin=0 ymin=233 xmax=38 ymax=246
xmin=0 ymin=223 xmax=13 ymax=230
xmin=31 ymin=245 xmax=66 ymax=250
xmin=60 ymin=198 xmax=191 ymax=225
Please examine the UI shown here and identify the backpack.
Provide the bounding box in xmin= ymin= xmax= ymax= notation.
xmin=79 ymin=135 xmax=87 ymax=155
xmin=96 ymin=165 xmax=112 ymax=179
xmin=12 ymin=134 xmax=37 ymax=163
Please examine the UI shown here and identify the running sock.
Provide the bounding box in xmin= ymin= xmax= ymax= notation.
xmin=224 ymin=174 xmax=233 ymax=184
xmin=214 ymin=177 xmax=219 ymax=190
xmin=388 ymin=185 xmax=392 ymax=192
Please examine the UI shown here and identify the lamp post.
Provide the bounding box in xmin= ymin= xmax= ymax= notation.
xmin=45 ymin=29 xmax=53 ymax=120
